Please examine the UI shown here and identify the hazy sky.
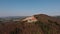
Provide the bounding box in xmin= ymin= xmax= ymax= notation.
xmin=0 ymin=0 xmax=60 ymax=17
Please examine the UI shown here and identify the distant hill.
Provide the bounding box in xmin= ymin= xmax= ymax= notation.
xmin=0 ymin=14 xmax=60 ymax=34
xmin=0 ymin=16 xmax=27 ymax=19
xmin=54 ymin=16 xmax=60 ymax=19
xmin=0 ymin=16 xmax=27 ymax=22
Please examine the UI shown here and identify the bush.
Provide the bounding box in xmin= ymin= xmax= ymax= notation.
xmin=10 ymin=28 xmax=21 ymax=34
xmin=35 ymin=21 xmax=50 ymax=34
xmin=48 ymin=20 xmax=53 ymax=23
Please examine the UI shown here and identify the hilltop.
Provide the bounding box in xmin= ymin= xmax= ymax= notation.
xmin=0 ymin=14 xmax=60 ymax=34
xmin=34 ymin=14 xmax=60 ymax=24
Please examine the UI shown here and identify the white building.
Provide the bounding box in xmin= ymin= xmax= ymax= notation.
xmin=22 ymin=16 xmax=37 ymax=23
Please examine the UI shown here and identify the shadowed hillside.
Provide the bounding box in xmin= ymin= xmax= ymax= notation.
xmin=0 ymin=14 xmax=60 ymax=34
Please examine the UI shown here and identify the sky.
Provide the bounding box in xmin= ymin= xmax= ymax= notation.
xmin=0 ymin=0 xmax=60 ymax=17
